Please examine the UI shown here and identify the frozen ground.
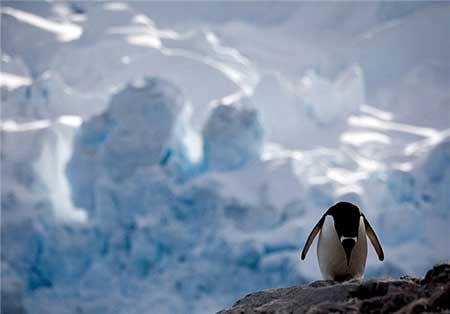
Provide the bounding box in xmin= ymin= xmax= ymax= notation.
xmin=1 ymin=2 xmax=449 ymax=314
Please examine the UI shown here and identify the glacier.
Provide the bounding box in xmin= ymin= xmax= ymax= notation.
xmin=1 ymin=1 xmax=450 ymax=314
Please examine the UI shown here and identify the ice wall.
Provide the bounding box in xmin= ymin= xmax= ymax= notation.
xmin=203 ymin=102 xmax=262 ymax=171
xmin=1 ymin=2 xmax=449 ymax=314
xmin=13 ymin=79 xmax=304 ymax=314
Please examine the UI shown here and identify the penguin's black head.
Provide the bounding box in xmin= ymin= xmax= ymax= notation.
xmin=326 ymin=202 xmax=361 ymax=265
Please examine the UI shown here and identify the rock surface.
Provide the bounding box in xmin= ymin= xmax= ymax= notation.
xmin=217 ymin=263 xmax=450 ymax=314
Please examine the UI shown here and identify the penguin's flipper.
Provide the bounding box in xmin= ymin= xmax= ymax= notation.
xmin=301 ymin=216 xmax=325 ymax=260
xmin=362 ymin=215 xmax=384 ymax=261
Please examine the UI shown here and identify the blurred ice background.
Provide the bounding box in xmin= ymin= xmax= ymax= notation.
xmin=1 ymin=1 xmax=449 ymax=313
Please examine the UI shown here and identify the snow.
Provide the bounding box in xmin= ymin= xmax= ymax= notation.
xmin=0 ymin=6 xmax=82 ymax=42
xmin=1 ymin=2 xmax=449 ymax=314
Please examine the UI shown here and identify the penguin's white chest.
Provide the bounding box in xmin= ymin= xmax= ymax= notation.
xmin=317 ymin=215 xmax=367 ymax=281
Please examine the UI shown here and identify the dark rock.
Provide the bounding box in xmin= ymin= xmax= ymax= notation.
xmin=422 ymin=263 xmax=450 ymax=285
xmin=349 ymin=279 xmax=418 ymax=300
xmin=359 ymin=292 xmax=417 ymax=313
xmin=305 ymin=302 xmax=358 ymax=314
xmin=429 ymin=283 xmax=450 ymax=310
xmin=399 ymin=275 xmax=421 ymax=284
xmin=216 ymin=282 xmax=360 ymax=314
xmin=217 ymin=262 xmax=450 ymax=314
xmin=308 ymin=280 xmax=337 ymax=288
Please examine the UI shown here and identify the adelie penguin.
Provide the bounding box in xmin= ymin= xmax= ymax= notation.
xmin=301 ymin=201 xmax=384 ymax=281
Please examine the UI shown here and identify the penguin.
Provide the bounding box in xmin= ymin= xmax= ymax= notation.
xmin=300 ymin=201 xmax=384 ymax=281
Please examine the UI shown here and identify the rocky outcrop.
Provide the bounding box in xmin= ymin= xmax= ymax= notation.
xmin=217 ymin=263 xmax=450 ymax=314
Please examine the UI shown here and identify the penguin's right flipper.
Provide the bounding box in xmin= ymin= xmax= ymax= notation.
xmin=362 ymin=215 xmax=384 ymax=261
xmin=301 ymin=216 xmax=325 ymax=260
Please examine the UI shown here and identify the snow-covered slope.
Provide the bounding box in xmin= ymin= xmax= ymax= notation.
xmin=1 ymin=2 xmax=449 ymax=314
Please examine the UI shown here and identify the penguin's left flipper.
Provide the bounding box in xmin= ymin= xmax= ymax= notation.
xmin=301 ymin=216 xmax=325 ymax=260
xmin=362 ymin=214 xmax=384 ymax=261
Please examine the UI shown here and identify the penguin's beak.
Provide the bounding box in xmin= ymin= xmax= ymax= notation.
xmin=341 ymin=238 xmax=356 ymax=266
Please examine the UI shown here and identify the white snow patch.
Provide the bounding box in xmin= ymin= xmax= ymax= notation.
xmin=1 ymin=7 xmax=82 ymax=42
xmin=0 ymin=72 xmax=32 ymax=90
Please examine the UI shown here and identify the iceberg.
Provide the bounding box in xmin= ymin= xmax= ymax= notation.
xmin=2 ymin=2 xmax=449 ymax=314
xmin=202 ymin=102 xmax=263 ymax=171
xmin=298 ymin=65 xmax=365 ymax=126
xmin=22 ymin=78 xmax=309 ymax=314
xmin=66 ymin=77 xmax=202 ymax=210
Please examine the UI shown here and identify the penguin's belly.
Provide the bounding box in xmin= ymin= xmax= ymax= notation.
xmin=317 ymin=216 xmax=367 ymax=281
